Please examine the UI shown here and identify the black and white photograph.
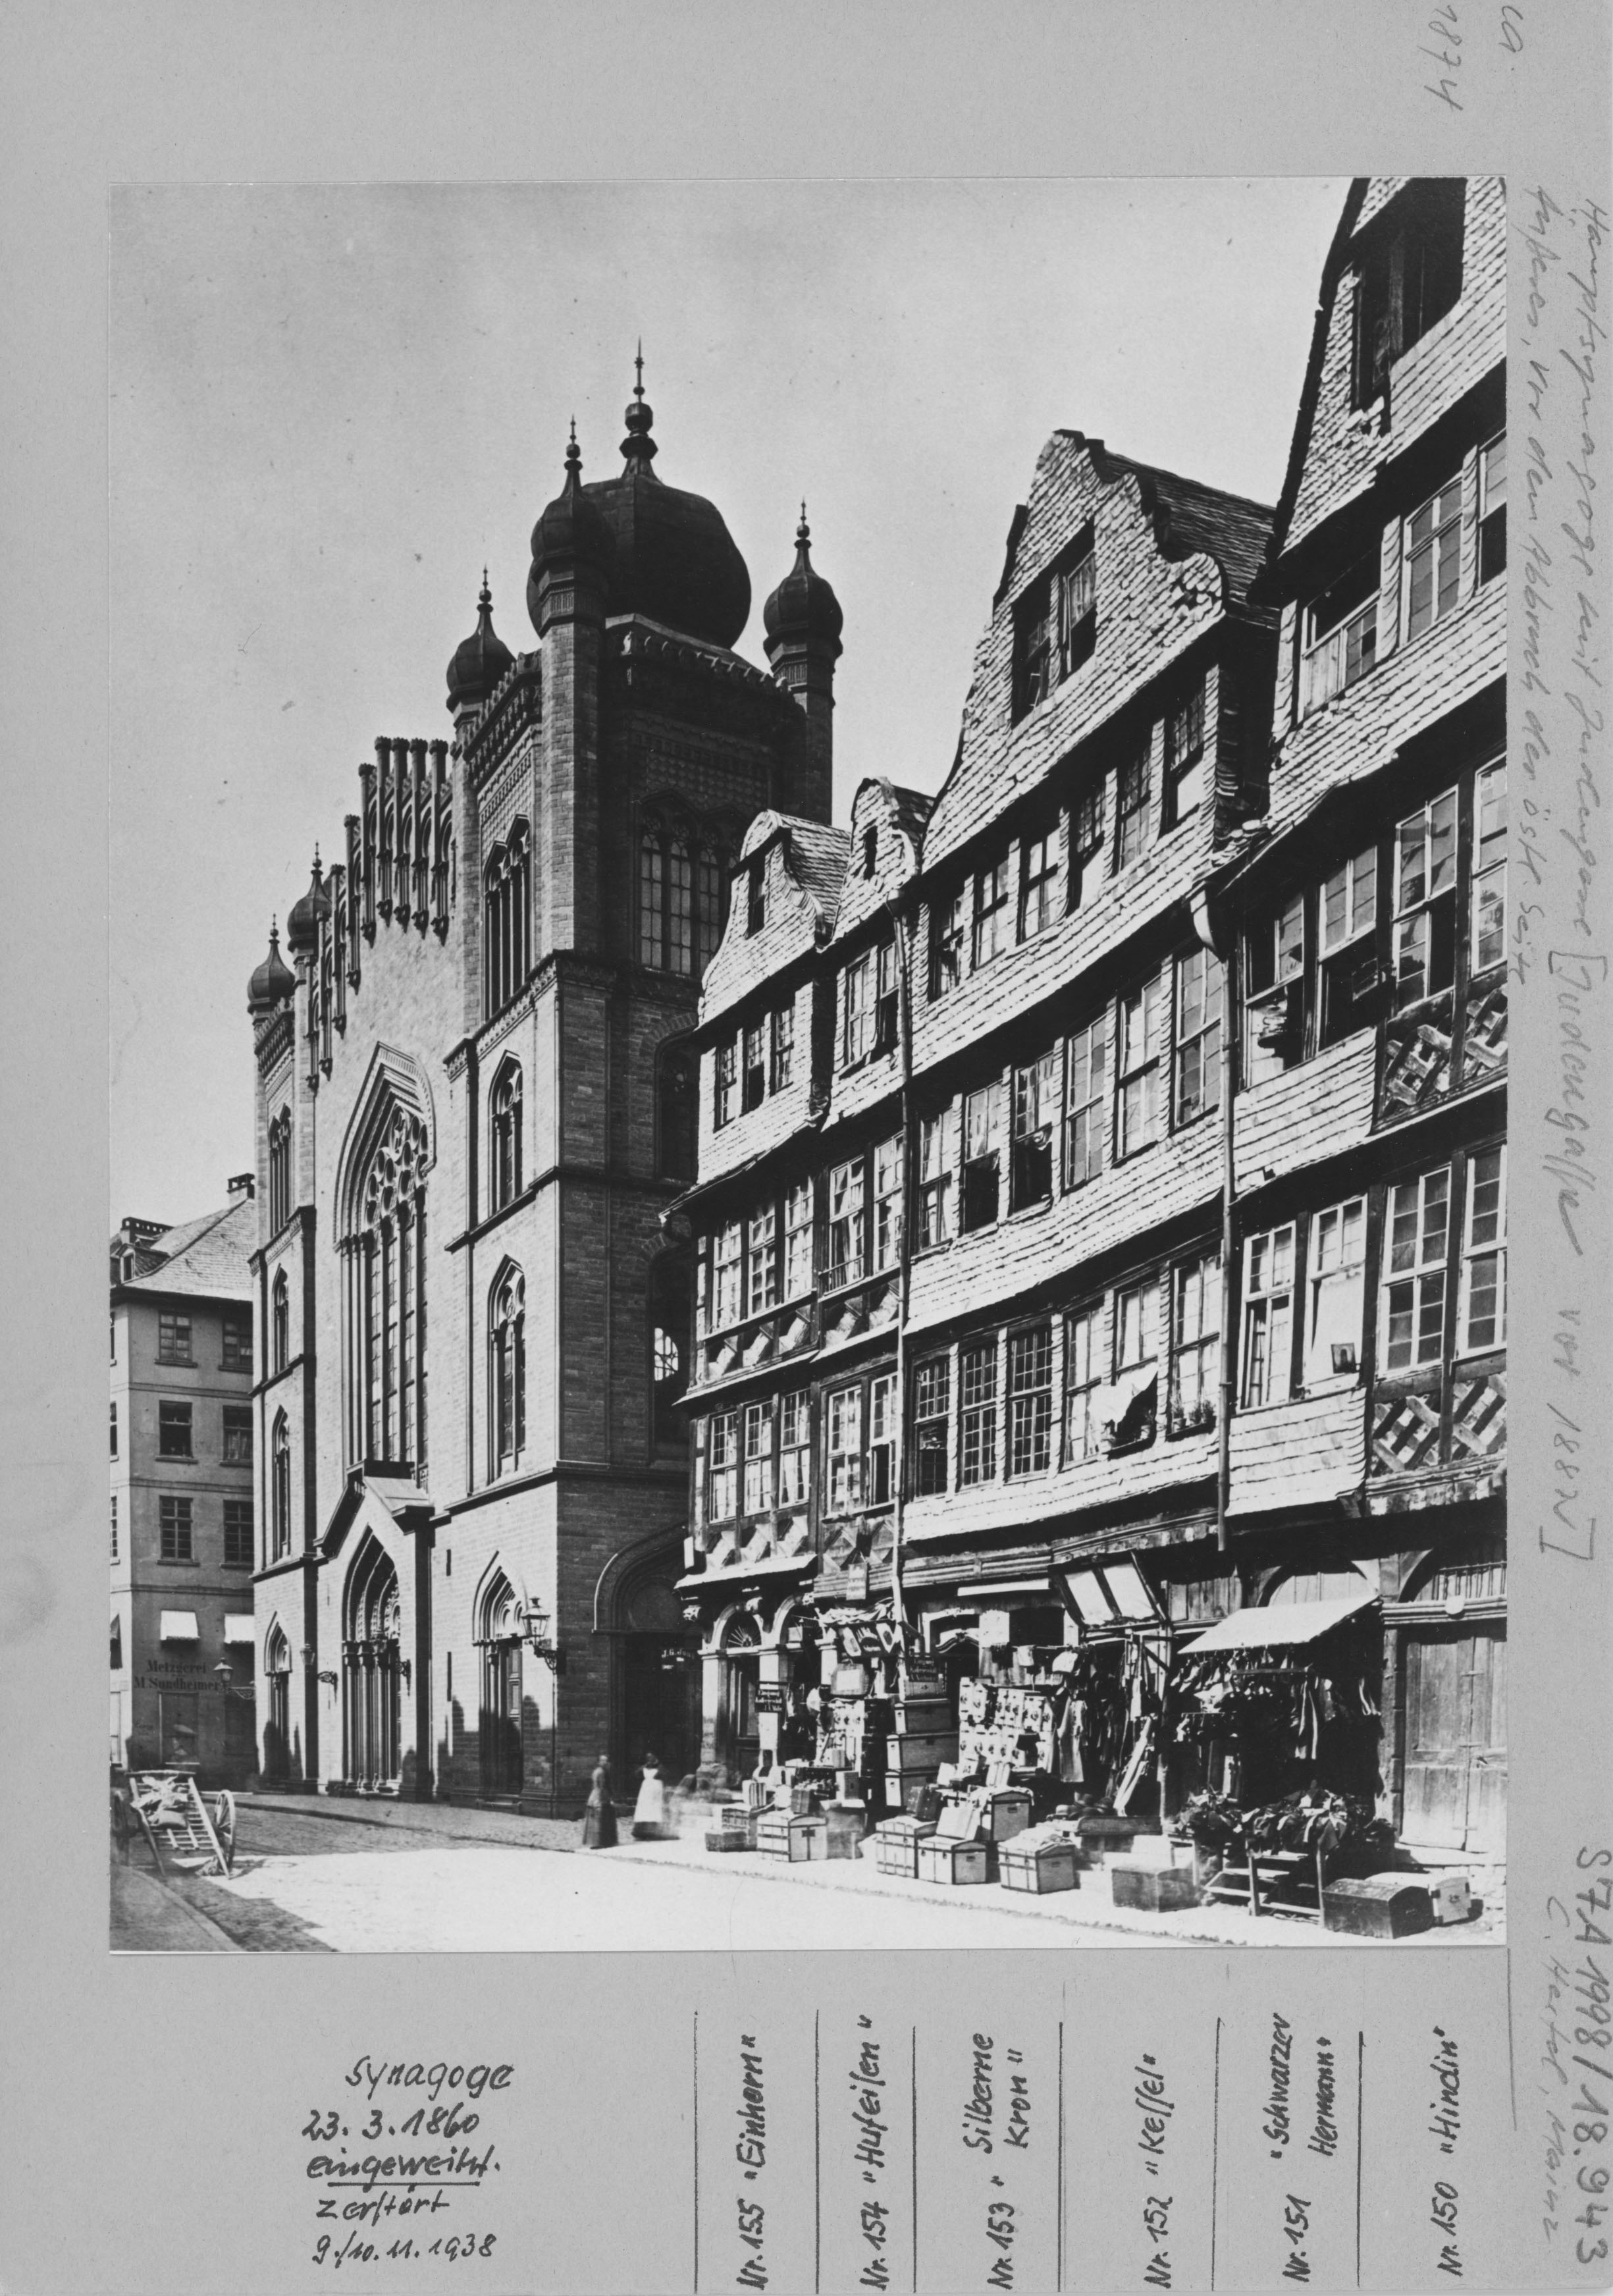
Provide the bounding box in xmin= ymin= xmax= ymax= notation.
xmin=108 ymin=173 xmax=1509 ymax=1954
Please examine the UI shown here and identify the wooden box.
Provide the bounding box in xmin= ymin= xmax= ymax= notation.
xmin=894 ymin=1699 xmax=954 ymax=1735
xmin=1077 ymin=1815 xmax=1152 ymax=1853
xmin=1109 ymin=1861 xmax=1200 ymax=1911
xmin=1322 ymin=1877 xmax=1434 ymax=1938
xmin=999 ymin=1838 xmax=1081 ymax=1894
xmin=887 ymin=1732 xmax=959 ymax=1775
xmin=917 ymin=1836 xmax=993 ymax=1886
xmin=716 ymin=1806 xmax=758 ymax=1850
xmin=875 ymin=1818 xmax=938 ymax=1877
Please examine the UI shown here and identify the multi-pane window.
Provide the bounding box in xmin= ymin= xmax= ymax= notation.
xmin=1019 ymin=828 xmax=1060 ymax=940
xmin=1017 ymin=579 xmax=1055 ymax=718
xmin=1478 ymin=433 xmax=1506 ymax=584
xmin=1381 ymin=1167 xmax=1451 ymax=1370
xmin=770 ymin=1001 xmax=795 ymax=1093
xmin=918 ymin=1109 xmax=957 ymax=1249
xmin=1460 ymin=1147 xmax=1507 ymax=1352
xmin=1305 ymin=1198 xmax=1367 ymax=1385
xmin=841 ymin=950 xmax=874 ymax=1067
xmin=747 ymin=1205 xmax=780 ymax=1315
xmin=1244 ymin=888 xmax=1307 ymax=1075
xmin=1063 ymin=1019 xmax=1107 ymax=1187
xmin=490 ymin=1267 xmax=526 ymax=1471
xmin=778 ymin=1391 xmax=811 ymax=1507
xmin=159 ymin=1401 xmax=193 ymax=1460
xmin=1007 ymin=1325 xmax=1053 ymax=1477
xmin=826 ymin=1158 xmax=866 ymax=1290
xmin=1113 ymin=1276 xmax=1160 ymax=1445
xmin=1171 ymin=1256 xmax=1219 ymax=1431
xmin=271 ymin=1412 xmax=290 ymax=1557
xmin=158 ymin=1314 xmax=192 ymax=1366
xmin=110 ymin=1496 xmax=118 ymax=1562
xmin=959 ymin=1341 xmax=998 ymax=1486
xmin=974 ymin=858 xmax=1011 ymax=967
xmin=483 ymin=826 xmax=531 ymax=1018
xmin=1116 ymin=744 xmax=1152 ymax=870
xmin=1055 ymin=543 xmax=1097 ymax=678
xmin=1014 ymin=537 xmax=1096 ymax=718
xmin=1470 ymin=761 xmax=1506 ymax=974
xmin=222 ymin=1311 xmax=252 ymax=1373
xmin=868 ymin=1375 xmax=896 ymax=1505
xmin=1318 ymin=845 xmax=1380 ymax=1046
xmin=268 ymin=1109 xmax=291 ymax=1235
xmin=961 ymin=1081 xmax=1005 ymax=1231
xmin=1405 ymin=476 xmax=1463 ymax=641
xmin=1069 ymin=778 xmax=1106 ymax=909
xmin=872 ymin=1137 xmax=903 ymax=1271
xmin=1010 ymin=1054 xmax=1058 ymax=1210
xmin=707 ymin=1412 xmax=738 ymax=1522
xmin=159 ymin=1495 xmax=194 ymax=1562
xmin=783 ymin=1185 xmax=814 ymax=1300
xmin=1302 ymin=558 xmax=1379 ymax=716
xmin=110 ymin=1402 xmax=118 ymax=1458
xmin=1392 ymin=788 xmax=1458 ymax=1009
xmin=712 ymin=1222 xmax=743 ymax=1329
xmin=222 ymin=1405 xmax=253 ymax=1465
xmin=1117 ymin=976 xmax=1163 ymax=1156
xmin=742 ymin=1401 xmax=775 ymax=1516
xmin=1175 ymin=951 xmax=1223 ymax=1125
xmin=826 ymin=1387 xmax=863 ymax=1514
xmin=358 ymin=1106 xmax=429 ymax=1470
xmin=743 ymin=1020 xmax=767 ymax=1114
xmin=1241 ymin=1225 xmax=1296 ymax=1408
xmin=273 ymin=1271 xmax=289 ymax=1372
xmin=1163 ymin=683 xmax=1207 ymax=824
xmin=1063 ymin=1304 xmax=1102 ymax=1462
xmin=490 ymin=1063 xmax=523 ymax=1212
xmin=930 ymin=888 xmax=966 ymax=999
xmin=875 ymin=940 xmax=899 ymax=1054
xmin=913 ymin=1356 xmax=951 ymax=1495
xmin=639 ymin=827 xmax=727 ymax=978
xmin=223 ymin=1499 xmax=253 ymax=1569
xmin=714 ymin=1039 xmax=737 ymax=1130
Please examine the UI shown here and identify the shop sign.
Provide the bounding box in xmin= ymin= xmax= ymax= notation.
xmin=755 ymin=1685 xmax=785 ymax=1714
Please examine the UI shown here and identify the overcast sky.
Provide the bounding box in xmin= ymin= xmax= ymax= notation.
xmin=109 ymin=176 xmax=1348 ymax=1225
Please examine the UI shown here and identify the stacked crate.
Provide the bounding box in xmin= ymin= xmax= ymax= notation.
xmin=884 ymin=1684 xmax=957 ymax=1811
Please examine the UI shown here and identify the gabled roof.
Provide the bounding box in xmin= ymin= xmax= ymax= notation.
xmin=115 ymin=1196 xmax=255 ymax=1301
xmin=1256 ymin=178 xmax=1371 ymax=579
xmin=1065 ymin=436 xmax=1275 ymax=608
xmin=741 ymin=809 xmax=853 ymax=934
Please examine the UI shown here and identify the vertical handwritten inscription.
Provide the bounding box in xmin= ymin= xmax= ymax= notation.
xmin=1133 ymin=2052 xmax=1178 ymax=2289
xmin=735 ymin=2033 xmax=770 ymax=2290
xmin=1427 ymin=2027 xmax=1465 ymax=2279
xmin=818 ymin=2006 xmax=915 ymax=2295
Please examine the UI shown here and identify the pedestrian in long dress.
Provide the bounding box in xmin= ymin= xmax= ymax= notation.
xmin=631 ymin=1751 xmax=666 ymax=1840
xmin=580 ymin=1754 xmax=618 ymax=1849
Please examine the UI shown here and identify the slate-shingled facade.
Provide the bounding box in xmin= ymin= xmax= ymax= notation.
xmin=676 ymin=176 xmax=1507 ymax=1860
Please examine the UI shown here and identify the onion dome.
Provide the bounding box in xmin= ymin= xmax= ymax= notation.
xmin=529 ymin=352 xmax=751 ymax=649
xmin=247 ymin=920 xmax=295 ymax=1015
xmin=763 ymin=504 xmax=843 ymax=656
xmin=284 ymin=849 xmax=331 ymax=957
xmin=445 ymin=570 xmax=515 ymax=712
xmin=527 ymin=422 xmax=617 ymax=628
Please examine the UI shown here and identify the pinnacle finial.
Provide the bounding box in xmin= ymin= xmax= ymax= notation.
xmin=312 ymin=843 xmax=321 ymax=873
xmin=621 ymin=351 xmax=656 ymax=467
xmin=634 ymin=340 xmax=645 ymax=402
xmin=797 ymin=500 xmax=810 ymax=547
xmin=564 ymin=417 xmax=582 ymax=483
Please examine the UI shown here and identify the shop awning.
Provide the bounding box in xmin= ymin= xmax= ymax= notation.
xmin=1057 ymin=1561 xmax=1165 ymax=1628
xmin=159 ymin=1611 xmax=200 ymax=1643
xmin=224 ymin=1615 xmax=255 ymax=1645
xmin=1180 ymin=1591 xmax=1377 ymax=1653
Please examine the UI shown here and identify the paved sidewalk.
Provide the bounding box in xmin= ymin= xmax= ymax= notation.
xmin=111 ymin=1855 xmax=242 ymax=1952
xmin=230 ymin=1793 xmax=1500 ymax=1948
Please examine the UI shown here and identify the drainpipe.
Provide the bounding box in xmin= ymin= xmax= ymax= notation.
xmin=1190 ymin=886 xmax=1236 ymax=1559
xmin=882 ymin=890 xmax=916 ymax=1642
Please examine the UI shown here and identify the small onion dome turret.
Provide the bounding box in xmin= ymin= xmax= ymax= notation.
xmin=527 ymin=423 xmax=617 ymax=630
xmin=248 ymin=920 xmax=296 ymax=1015
xmin=445 ymin=570 xmax=515 ymax=712
xmin=763 ymin=504 xmax=843 ymax=657
xmin=284 ymin=849 xmax=331 ymax=957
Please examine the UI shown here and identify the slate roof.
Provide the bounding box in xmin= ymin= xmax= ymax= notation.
xmin=1076 ymin=439 xmax=1275 ymax=608
xmin=117 ymin=1196 xmax=255 ymax=1301
xmin=751 ymin=811 xmax=853 ymax=934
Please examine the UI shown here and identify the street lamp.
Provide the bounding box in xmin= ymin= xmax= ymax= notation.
xmin=520 ymin=1602 xmax=566 ymax=1674
xmin=213 ymin=1661 xmax=253 ymax=1702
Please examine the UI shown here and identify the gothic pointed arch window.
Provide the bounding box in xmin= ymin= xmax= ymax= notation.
xmin=268 ymin=1108 xmax=292 ymax=1234
xmin=271 ymin=1410 xmax=291 ymax=1559
xmin=272 ymin=1269 xmax=289 ymax=1372
xmin=490 ymin=1060 xmax=523 ymax=1213
xmin=356 ymin=1105 xmax=431 ymax=1470
xmin=490 ymin=1264 xmax=527 ymax=1474
xmin=263 ymin=1620 xmax=292 ymax=1780
xmin=478 ymin=1570 xmax=524 ymax=1798
xmin=483 ymin=820 xmax=531 ymax=1019
xmin=342 ymin=1536 xmax=402 ymax=1790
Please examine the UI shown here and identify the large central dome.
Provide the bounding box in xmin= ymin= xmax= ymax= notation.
xmin=527 ymin=361 xmax=751 ymax=651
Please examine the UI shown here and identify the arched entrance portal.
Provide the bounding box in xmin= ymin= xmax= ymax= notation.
xmin=263 ymin=1622 xmax=292 ymax=1782
xmin=620 ymin=1576 xmax=699 ymax=1787
xmin=479 ymin=1574 xmax=525 ymax=1800
xmin=344 ymin=1538 xmax=402 ymax=1791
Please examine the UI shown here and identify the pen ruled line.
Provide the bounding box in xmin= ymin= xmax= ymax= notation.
xmin=1211 ymin=2013 xmax=1223 ymax=2292
xmin=1355 ymin=2029 xmax=1364 ymax=2291
xmin=693 ymin=2010 xmax=700 ymax=2296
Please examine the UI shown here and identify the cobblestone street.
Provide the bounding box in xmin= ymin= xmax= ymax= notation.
xmin=111 ymin=1795 xmax=1500 ymax=1954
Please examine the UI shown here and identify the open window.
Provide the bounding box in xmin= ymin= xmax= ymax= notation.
xmin=1318 ymin=845 xmax=1381 ymax=1046
xmin=1009 ymin=1054 xmax=1057 ymax=1211
xmin=1352 ymin=178 xmax=1464 ymax=406
xmin=1302 ymin=557 xmax=1379 ymax=716
xmin=961 ymin=1082 xmax=1004 ymax=1231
